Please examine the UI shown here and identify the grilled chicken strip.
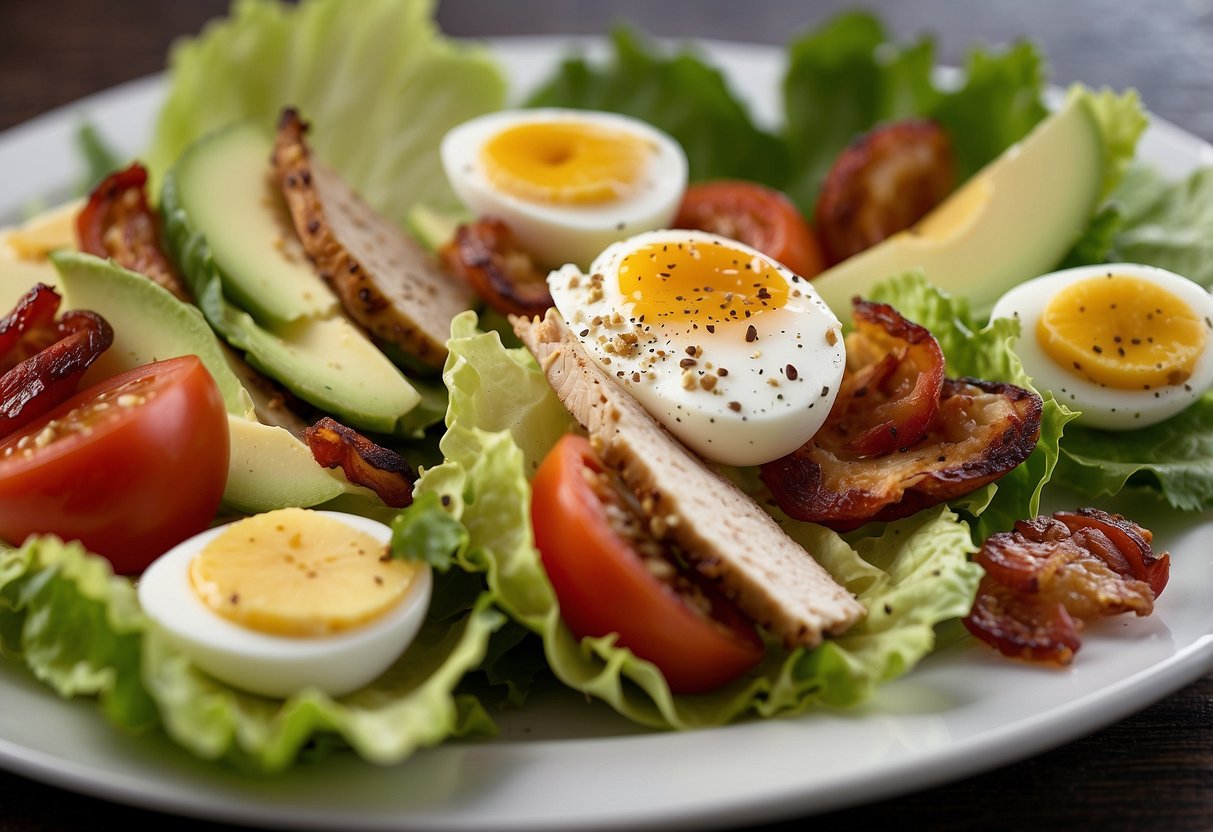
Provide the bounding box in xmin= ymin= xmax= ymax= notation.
xmin=514 ymin=309 xmax=865 ymax=650
xmin=273 ymin=109 xmax=473 ymax=369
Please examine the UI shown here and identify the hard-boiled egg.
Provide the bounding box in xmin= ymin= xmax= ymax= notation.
xmin=440 ymin=108 xmax=687 ymax=268
xmin=991 ymin=263 xmax=1213 ymax=429
xmin=138 ymin=508 xmax=431 ymax=699
xmin=548 ymin=229 xmax=846 ymax=466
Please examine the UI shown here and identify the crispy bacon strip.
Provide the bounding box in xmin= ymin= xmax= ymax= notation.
xmin=815 ymin=119 xmax=955 ymax=265
xmin=76 ymin=163 xmax=191 ymax=301
xmin=0 ymin=283 xmax=61 ymax=374
xmin=964 ymin=510 xmax=1165 ymax=664
xmin=761 ymin=300 xmax=1041 ymax=530
xmin=0 ymin=286 xmax=113 ymax=438
xmin=440 ymin=217 xmax=554 ymax=318
xmin=763 ymin=377 xmax=1041 ymax=530
xmin=303 ymin=417 xmax=416 ymax=508
xmin=831 ymin=299 xmax=944 ymax=455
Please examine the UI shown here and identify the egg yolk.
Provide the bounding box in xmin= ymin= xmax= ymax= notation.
xmin=190 ymin=508 xmax=420 ymax=637
xmin=617 ymin=239 xmax=790 ymax=324
xmin=481 ymin=121 xmax=652 ymax=205
xmin=1037 ymin=274 xmax=1209 ymax=390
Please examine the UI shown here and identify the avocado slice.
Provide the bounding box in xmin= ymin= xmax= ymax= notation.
xmin=162 ymin=129 xmax=422 ymax=435
xmin=811 ymin=94 xmax=1104 ymax=318
xmin=46 ymin=251 xmax=361 ymax=514
xmin=170 ymin=123 xmax=336 ymax=326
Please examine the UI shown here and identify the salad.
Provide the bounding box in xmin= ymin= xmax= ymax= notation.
xmin=0 ymin=0 xmax=1210 ymax=789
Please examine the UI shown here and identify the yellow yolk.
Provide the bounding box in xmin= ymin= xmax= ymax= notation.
xmin=189 ymin=508 xmax=420 ymax=637
xmin=481 ymin=121 xmax=652 ymax=205
xmin=617 ymin=239 xmax=790 ymax=324
xmin=1037 ymin=274 xmax=1209 ymax=390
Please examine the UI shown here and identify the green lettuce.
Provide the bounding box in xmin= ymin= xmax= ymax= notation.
xmin=146 ymin=0 xmax=506 ymax=222
xmin=413 ymin=312 xmax=982 ymax=728
xmin=1113 ymin=165 xmax=1213 ymax=289
xmin=870 ymin=274 xmax=1079 ymax=539
xmin=526 ymin=27 xmax=790 ymax=188
xmin=1056 ymin=394 xmax=1213 ymax=511
xmin=0 ymin=521 xmax=504 ymax=773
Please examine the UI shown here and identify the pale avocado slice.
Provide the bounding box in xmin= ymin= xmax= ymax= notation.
xmin=811 ymin=94 xmax=1104 ymax=318
xmin=162 ymin=138 xmax=422 ymax=435
xmin=170 ymin=123 xmax=336 ymax=326
xmin=45 ymin=252 xmax=364 ymax=513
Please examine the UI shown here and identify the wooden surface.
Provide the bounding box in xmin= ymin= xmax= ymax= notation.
xmin=0 ymin=1 xmax=1210 ymax=830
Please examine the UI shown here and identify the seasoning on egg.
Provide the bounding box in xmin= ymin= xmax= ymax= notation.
xmin=990 ymin=263 xmax=1213 ymax=430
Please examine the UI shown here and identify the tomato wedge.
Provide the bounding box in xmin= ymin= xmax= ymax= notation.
xmin=0 ymin=356 xmax=229 ymax=573
xmin=673 ymin=180 xmax=825 ymax=279
xmin=531 ymin=434 xmax=763 ymax=694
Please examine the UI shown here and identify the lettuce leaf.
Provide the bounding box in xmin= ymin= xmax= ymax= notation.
xmin=526 ymin=27 xmax=790 ymax=187
xmin=0 ymin=537 xmax=156 ymax=729
xmin=1056 ymin=393 xmax=1213 ymax=511
xmin=1112 ymin=165 xmax=1213 ymax=289
xmin=414 ymin=312 xmax=982 ymax=728
xmin=870 ymin=273 xmax=1079 ymax=539
xmin=146 ymin=0 xmax=505 ymax=222
xmin=0 ymin=531 xmax=503 ymax=773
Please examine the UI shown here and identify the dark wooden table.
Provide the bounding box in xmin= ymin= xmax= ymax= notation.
xmin=0 ymin=1 xmax=1210 ymax=830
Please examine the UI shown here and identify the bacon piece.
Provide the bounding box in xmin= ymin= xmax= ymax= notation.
xmin=440 ymin=217 xmax=554 ymax=318
xmin=964 ymin=510 xmax=1164 ymax=664
xmin=830 ymin=299 xmax=944 ymax=455
xmin=76 ymin=163 xmax=191 ymax=301
xmin=0 ymin=283 xmax=61 ymax=374
xmin=763 ymin=378 xmax=1041 ymax=530
xmin=1055 ymin=508 xmax=1169 ymax=597
xmin=815 ymin=119 xmax=955 ymax=265
xmin=303 ymin=417 xmax=416 ymax=508
xmin=761 ymin=299 xmax=1041 ymax=530
xmin=0 ymin=286 xmax=113 ymax=438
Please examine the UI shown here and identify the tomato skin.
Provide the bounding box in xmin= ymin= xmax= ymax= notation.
xmin=673 ymin=181 xmax=825 ymax=279
xmin=0 ymin=356 xmax=229 ymax=574
xmin=531 ymin=435 xmax=763 ymax=694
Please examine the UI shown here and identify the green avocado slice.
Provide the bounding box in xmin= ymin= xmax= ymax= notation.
xmin=162 ymin=128 xmax=421 ymax=435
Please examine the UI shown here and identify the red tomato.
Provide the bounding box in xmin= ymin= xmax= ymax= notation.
xmin=0 ymin=356 xmax=229 ymax=573
xmin=673 ymin=180 xmax=825 ymax=279
xmin=531 ymin=434 xmax=763 ymax=694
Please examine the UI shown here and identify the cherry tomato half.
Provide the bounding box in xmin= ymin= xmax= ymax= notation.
xmin=673 ymin=181 xmax=825 ymax=279
xmin=531 ymin=434 xmax=763 ymax=694
xmin=0 ymin=355 xmax=229 ymax=573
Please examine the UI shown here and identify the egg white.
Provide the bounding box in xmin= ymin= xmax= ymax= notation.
xmin=548 ymin=229 xmax=846 ymax=466
xmin=991 ymin=262 xmax=1213 ymax=429
xmin=440 ymin=108 xmax=687 ymax=269
xmin=137 ymin=511 xmax=432 ymax=699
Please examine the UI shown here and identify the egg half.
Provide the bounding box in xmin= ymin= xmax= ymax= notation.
xmin=440 ymin=108 xmax=687 ymax=268
xmin=548 ymin=229 xmax=846 ymax=466
xmin=138 ymin=508 xmax=432 ymax=699
xmin=990 ymin=263 xmax=1213 ymax=429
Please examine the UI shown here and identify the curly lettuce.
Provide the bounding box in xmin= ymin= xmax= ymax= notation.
xmin=411 ymin=312 xmax=982 ymax=728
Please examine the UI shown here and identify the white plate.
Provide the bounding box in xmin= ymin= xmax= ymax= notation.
xmin=1 ymin=37 xmax=1212 ymax=832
